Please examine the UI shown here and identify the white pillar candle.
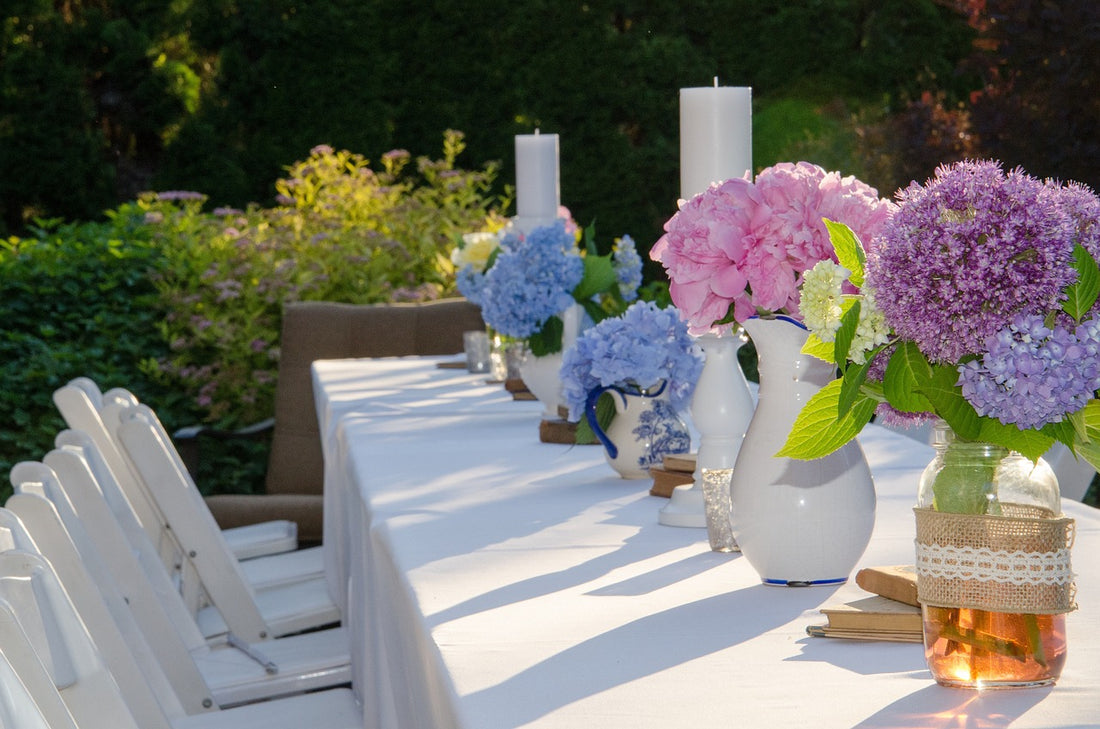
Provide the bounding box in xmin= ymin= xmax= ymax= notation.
xmin=515 ymin=131 xmax=560 ymax=220
xmin=679 ymin=81 xmax=752 ymax=200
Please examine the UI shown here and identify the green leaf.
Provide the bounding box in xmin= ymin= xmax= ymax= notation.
xmin=572 ymin=253 xmax=616 ymax=302
xmin=1062 ymin=243 xmax=1100 ymax=321
xmin=776 ymin=378 xmax=877 ymax=460
xmin=580 ymin=298 xmax=608 ymax=326
xmin=932 ymin=439 xmax=1000 ymax=514
xmin=918 ymin=363 xmax=982 ymax=440
xmin=823 ymin=218 xmax=866 ymax=287
xmin=583 ymin=221 xmax=599 ymax=256
xmin=1071 ymin=400 xmax=1100 ymax=472
xmin=833 ymin=299 xmax=861 ymax=371
xmin=977 ymin=418 xmax=1055 ymax=462
xmin=801 ymin=333 xmax=836 ymax=363
xmin=883 ymin=341 xmax=935 ymax=414
xmin=838 ymin=355 xmax=873 ymax=418
xmin=528 ymin=315 xmax=563 ymax=356
xmin=1043 ymin=415 xmax=1080 ymax=451
xmin=574 ymin=390 xmax=616 ymax=444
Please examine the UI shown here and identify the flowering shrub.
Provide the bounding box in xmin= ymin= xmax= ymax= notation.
xmin=147 ymin=132 xmax=507 ymax=425
xmin=782 ymin=160 xmax=1100 ymax=473
xmin=650 ymin=161 xmax=893 ymax=334
xmin=559 ymin=301 xmax=703 ymax=423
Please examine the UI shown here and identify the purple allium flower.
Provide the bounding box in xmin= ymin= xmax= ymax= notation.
xmin=874 ymin=402 xmax=935 ymax=429
xmin=559 ymin=301 xmax=704 ymax=421
xmin=1049 ymin=180 xmax=1100 ymax=314
xmin=958 ymin=312 xmax=1100 ymax=429
xmin=866 ymin=160 xmax=1077 ymax=364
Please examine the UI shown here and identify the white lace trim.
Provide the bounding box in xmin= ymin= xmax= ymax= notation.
xmin=915 ymin=542 xmax=1074 ymax=586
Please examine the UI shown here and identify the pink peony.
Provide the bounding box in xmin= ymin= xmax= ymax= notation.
xmin=651 ymin=161 xmax=894 ymax=334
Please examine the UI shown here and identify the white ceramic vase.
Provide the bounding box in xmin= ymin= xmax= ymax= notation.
xmin=659 ymin=330 xmax=753 ymax=527
xmin=586 ymin=382 xmax=691 ymax=479
xmin=729 ymin=315 xmax=876 ymax=586
xmin=519 ymin=351 xmax=565 ymax=419
xmin=516 ymin=305 xmax=583 ymax=420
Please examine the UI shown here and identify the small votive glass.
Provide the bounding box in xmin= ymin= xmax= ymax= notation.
xmin=701 ymin=468 xmax=738 ymax=553
xmin=463 ymin=330 xmax=491 ymax=374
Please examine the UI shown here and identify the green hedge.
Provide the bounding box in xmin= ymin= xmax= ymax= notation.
xmin=0 ymin=134 xmax=505 ymax=501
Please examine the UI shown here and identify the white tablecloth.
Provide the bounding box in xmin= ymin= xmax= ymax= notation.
xmin=313 ymin=357 xmax=1100 ymax=729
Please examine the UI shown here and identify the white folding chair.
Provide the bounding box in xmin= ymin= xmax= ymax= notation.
xmin=0 ymin=550 xmax=364 ymax=729
xmin=53 ymin=378 xmax=300 ymax=561
xmin=0 ymin=524 xmax=78 ymax=729
xmin=110 ymin=410 xmax=339 ymax=638
xmin=8 ymin=458 xmax=351 ymax=708
xmin=55 ymin=428 xmax=320 ymax=593
xmin=59 ymin=380 xmax=325 ymax=592
xmin=0 ymin=616 xmax=74 ymax=729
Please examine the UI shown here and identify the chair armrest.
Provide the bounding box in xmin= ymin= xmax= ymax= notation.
xmin=205 ymin=493 xmax=324 ymax=545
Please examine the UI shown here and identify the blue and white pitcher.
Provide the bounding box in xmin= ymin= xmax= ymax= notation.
xmin=585 ymin=381 xmax=691 ymax=479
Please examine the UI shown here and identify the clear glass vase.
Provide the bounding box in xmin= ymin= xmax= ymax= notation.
xmin=915 ymin=422 xmax=1073 ymax=689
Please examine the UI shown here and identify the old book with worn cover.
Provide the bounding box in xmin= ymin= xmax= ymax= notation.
xmin=855 ymin=565 xmax=919 ymax=607
xmin=807 ymin=595 xmax=923 ymax=643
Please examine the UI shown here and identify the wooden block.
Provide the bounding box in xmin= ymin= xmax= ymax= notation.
xmin=539 ymin=418 xmax=586 ymax=444
xmin=648 ymin=466 xmax=695 ymax=498
xmin=512 ymin=391 xmax=537 ymax=401
xmin=504 ymin=378 xmax=529 ymax=393
xmin=662 ymin=452 xmax=697 ymax=473
xmin=436 ymin=360 xmax=468 ymax=370
xmin=855 ymin=565 xmax=920 ymax=607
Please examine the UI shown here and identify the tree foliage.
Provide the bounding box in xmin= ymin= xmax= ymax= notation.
xmin=2 ymin=0 xmax=991 ymax=246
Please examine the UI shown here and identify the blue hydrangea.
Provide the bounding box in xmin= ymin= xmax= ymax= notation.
xmin=455 ymin=264 xmax=487 ymax=305
xmin=479 ymin=221 xmax=585 ymax=339
xmin=559 ymin=300 xmax=704 ymax=421
xmin=958 ymin=312 xmax=1100 ymax=429
xmin=612 ymin=235 xmax=643 ymax=302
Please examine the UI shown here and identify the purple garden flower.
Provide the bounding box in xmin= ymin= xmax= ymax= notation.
xmin=866 ymin=160 xmax=1077 ymax=364
xmin=958 ymin=313 xmax=1100 ymax=429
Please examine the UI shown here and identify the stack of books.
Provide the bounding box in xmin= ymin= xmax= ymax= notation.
xmin=648 ymin=453 xmax=696 ymax=497
xmin=806 ymin=565 xmax=922 ymax=643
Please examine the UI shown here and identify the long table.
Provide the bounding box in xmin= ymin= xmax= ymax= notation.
xmin=313 ymin=356 xmax=1100 ymax=729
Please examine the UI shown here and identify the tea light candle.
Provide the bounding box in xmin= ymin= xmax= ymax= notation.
xmin=515 ymin=131 xmax=560 ymax=220
xmin=679 ymin=80 xmax=752 ymax=200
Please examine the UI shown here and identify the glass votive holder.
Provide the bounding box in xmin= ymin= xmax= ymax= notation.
xmin=464 ymin=330 xmax=491 ymax=374
xmin=701 ymin=468 xmax=738 ymax=553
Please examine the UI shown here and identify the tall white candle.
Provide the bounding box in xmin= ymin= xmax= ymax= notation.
xmin=515 ymin=131 xmax=560 ymax=220
xmin=679 ymin=82 xmax=752 ymax=200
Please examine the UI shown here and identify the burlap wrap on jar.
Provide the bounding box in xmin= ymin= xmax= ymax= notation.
xmin=914 ymin=506 xmax=1077 ymax=615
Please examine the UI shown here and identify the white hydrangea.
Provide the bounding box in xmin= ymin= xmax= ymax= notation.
xmin=849 ymin=289 xmax=891 ymax=364
xmin=800 ymin=260 xmax=849 ymax=341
